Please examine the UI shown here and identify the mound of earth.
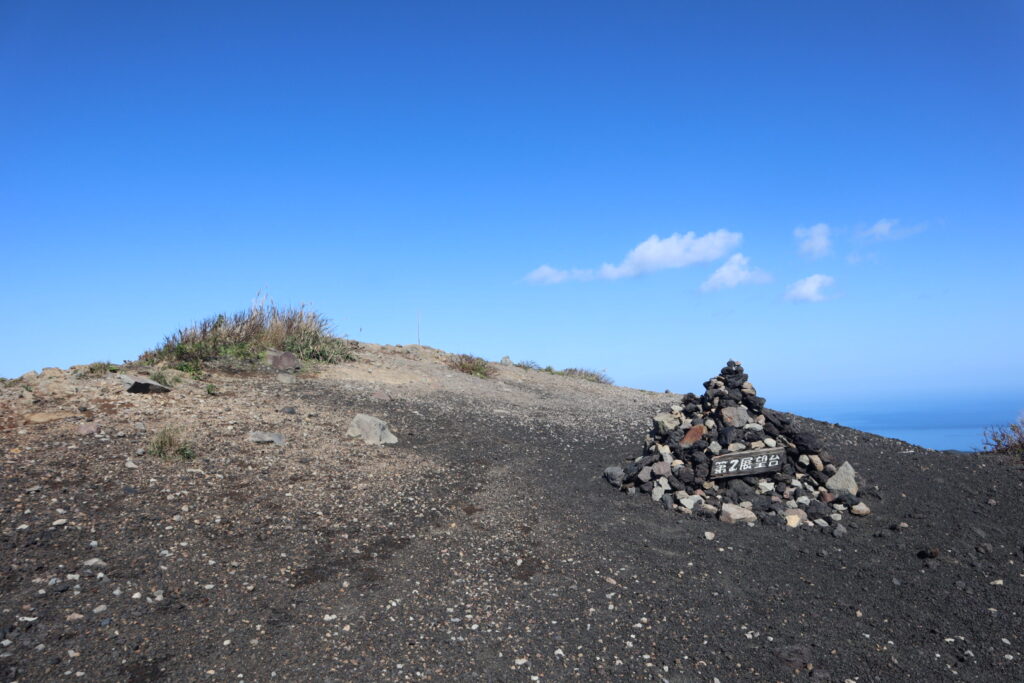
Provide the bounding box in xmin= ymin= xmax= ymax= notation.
xmin=1 ymin=345 xmax=1022 ymax=681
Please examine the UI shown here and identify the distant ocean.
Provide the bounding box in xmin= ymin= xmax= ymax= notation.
xmin=780 ymin=398 xmax=1024 ymax=452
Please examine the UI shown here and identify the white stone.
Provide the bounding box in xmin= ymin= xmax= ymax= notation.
xmin=719 ymin=503 xmax=757 ymax=524
xmin=346 ymin=414 xmax=398 ymax=445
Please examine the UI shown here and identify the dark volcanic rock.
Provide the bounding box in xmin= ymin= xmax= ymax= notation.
xmin=122 ymin=376 xmax=171 ymax=394
xmin=602 ymin=360 xmax=872 ymax=530
xmin=793 ymin=431 xmax=823 ymax=455
xmin=603 ymin=466 xmax=625 ymax=488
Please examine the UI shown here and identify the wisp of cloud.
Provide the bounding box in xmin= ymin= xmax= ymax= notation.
xmin=526 ymin=229 xmax=741 ymax=284
xmin=785 ymin=274 xmax=835 ymax=302
xmin=794 ymin=223 xmax=832 ymax=258
xmin=699 ymin=253 xmax=772 ymax=291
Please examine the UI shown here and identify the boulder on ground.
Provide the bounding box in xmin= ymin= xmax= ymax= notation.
xmin=720 ymin=503 xmax=757 ymax=524
xmin=825 ymin=461 xmax=859 ymax=496
xmin=248 ymin=431 xmax=285 ymax=446
xmin=266 ymin=350 xmax=301 ymax=372
xmin=347 ymin=414 xmax=398 ymax=445
xmin=122 ymin=376 xmax=171 ymax=394
xmin=603 ymin=466 xmax=625 ymax=488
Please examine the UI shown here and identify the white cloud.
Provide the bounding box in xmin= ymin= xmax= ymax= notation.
xmin=862 ymin=218 xmax=897 ymax=239
xmin=785 ymin=274 xmax=834 ymax=302
xmin=699 ymin=253 xmax=771 ymax=291
xmin=525 ymin=265 xmax=571 ymax=284
xmin=859 ymin=218 xmax=924 ymax=241
xmin=794 ymin=223 xmax=831 ymax=258
xmin=524 ymin=229 xmax=742 ymax=284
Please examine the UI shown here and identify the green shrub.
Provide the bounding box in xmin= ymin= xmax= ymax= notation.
xmin=447 ymin=354 xmax=495 ymax=378
xmin=149 ymin=370 xmax=180 ymax=387
xmin=147 ymin=427 xmax=196 ymax=461
xmin=172 ymin=360 xmax=205 ymax=379
xmin=205 ymin=383 xmax=218 ymax=396
xmin=139 ymin=299 xmax=354 ymax=369
xmin=514 ymin=360 xmax=541 ymax=370
xmin=984 ymin=417 xmax=1024 ymax=456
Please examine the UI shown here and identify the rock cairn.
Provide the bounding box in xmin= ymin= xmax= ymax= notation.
xmin=604 ymin=361 xmax=871 ymax=533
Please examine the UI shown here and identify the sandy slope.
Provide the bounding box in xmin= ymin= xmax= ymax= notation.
xmin=2 ymin=345 xmax=1022 ymax=682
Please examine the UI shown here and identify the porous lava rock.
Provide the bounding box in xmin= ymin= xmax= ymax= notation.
xmin=603 ymin=360 xmax=871 ymax=530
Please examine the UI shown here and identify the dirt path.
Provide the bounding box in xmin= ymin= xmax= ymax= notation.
xmin=2 ymin=347 xmax=1022 ymax=681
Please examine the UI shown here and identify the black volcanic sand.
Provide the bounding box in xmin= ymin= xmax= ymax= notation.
xmin=2 ymin=370 xmax=1023 ymax=682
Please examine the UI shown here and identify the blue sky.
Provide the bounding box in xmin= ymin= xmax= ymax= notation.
xmin=2 ymin=1 xmax=1022 ymax=439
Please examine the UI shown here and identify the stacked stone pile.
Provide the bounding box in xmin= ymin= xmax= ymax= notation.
xmin=604 ymin=361 xmax=872 ymax=533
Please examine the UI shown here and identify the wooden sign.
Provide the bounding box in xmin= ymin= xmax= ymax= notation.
xmin=709 ymin=447 xmax=785 ymax=480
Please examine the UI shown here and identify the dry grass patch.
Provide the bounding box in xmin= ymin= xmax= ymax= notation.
xmin=513 ymin=360 xmax=613 ymax=385
xmin=984 ymin=417 xmax=1024 ymax=457
xmin=447 ymin=354 xmax=495 ymax=378
xmin=81 ymin=361 xmax=118 ymax=376
xmin=139 ymin=300 xmax=353 ymax=370
xmin=559 ymin=368 xmax=614 ymax=384
xmin=147 ymin=427 xmax=196 ymax=461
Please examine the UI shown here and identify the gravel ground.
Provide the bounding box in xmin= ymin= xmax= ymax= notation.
xmin=2 ymin=345 xmax=1023 ymax=682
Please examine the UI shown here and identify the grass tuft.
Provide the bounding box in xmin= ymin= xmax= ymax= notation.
xmin=147 ymin=427 xmax=196 ymax=460
xmin=82 ymin=361 xmax=118 ymax=376
xmin=559 ymin=368 xmax=614 ymax=384
xmin=149 ymin=370 xmax=179 ymax=387
xmin=139 ymin=298 xmax=354 ymax=370
xmin=983 ymin=417 xmax=1024 ymax=456
xmin=447 ymin=354 xmax=495 ymax=378
xmin=512 ymin=360 xmax=613 ymax=385
xmin=172 ymin=360 xmax=205 ymax=379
